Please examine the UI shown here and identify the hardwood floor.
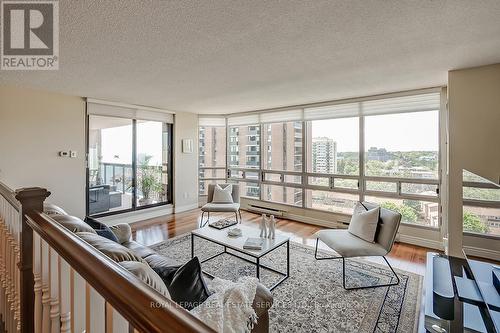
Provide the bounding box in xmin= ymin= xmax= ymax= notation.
xmin=131 ymin=208 xmax=437 ymax=276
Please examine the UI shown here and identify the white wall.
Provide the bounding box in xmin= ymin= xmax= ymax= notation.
xmin=447 ymin=63 xmax=500 ymax=257
xmin=0 ymin=85 xmax=86 ymax=217
xmin=173 ymin=112 xmax=199 ymax=212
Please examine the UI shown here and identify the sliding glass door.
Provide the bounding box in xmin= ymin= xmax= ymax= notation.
xmin=87 ymin=116 xmax=172 ymax=217
xmin=136 ymin=120 xmax=171 ymax=207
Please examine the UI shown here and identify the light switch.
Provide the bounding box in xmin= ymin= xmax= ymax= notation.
xmin=70 ymin=151 xmax=77 ymax=158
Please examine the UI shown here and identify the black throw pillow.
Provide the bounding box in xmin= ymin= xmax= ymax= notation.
xmin=159 ymin=257 xmax=210 ymax=310
xmin=84 ymin=217 xmax=119 ymax=243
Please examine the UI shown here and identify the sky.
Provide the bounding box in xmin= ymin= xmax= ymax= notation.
xmin=312 ymin=111 xmax=439 ymax=152
xmin=101 ymin=122 xmax=164 ymax=165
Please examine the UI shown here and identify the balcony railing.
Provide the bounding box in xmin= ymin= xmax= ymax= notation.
xmin=90 ymin=162 xmax=167 ymax=202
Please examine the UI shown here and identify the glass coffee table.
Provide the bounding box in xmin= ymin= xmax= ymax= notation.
xmin=191 ymin=225 xmax=290 ymax=290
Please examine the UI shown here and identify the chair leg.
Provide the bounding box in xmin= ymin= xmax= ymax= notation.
xmin=201 ymin=212 xmax=210 ymax=227
xmin=200 ymin=211 xmax=205 ymax=228
xmin=342 ymin=256 xmax=400 ymax=290
xmin=238 ymin=209 xmax=242 ymax=223
xmin=314 ymin=238 xmax=342 ymax=260
xmin=314 ymin=239 xmax=400 ymax=290
xmin=234 ymin=211 xmax=239 ymax=223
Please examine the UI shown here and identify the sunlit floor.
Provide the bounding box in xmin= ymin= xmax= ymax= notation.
xmin=131 ymin=209 xmax=434 ymax=276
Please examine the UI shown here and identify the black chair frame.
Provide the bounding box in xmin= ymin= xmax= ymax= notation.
xmin=199 ymin=210 xmax=242 ymax=228
xmin=314 ymin=238 xmax=400 ymax=290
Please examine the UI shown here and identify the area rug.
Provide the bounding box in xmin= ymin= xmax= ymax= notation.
xmin=151 ymin=233 xmax=422 ymax=333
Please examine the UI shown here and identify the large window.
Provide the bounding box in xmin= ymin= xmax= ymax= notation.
xmin=227 ymin=123 xmax=261 ymax=198
xmin=363 ymin=110 xmax=440 ymax=227
xmin=261 ymin=121 xmax=303 ymax=206
xmin=136 ymin=121 xmax=171 ymax=207
xmin=262 ymin=122 xmax=302 ymax=172
xmin=198 ymin=91 xmax=442 ymax=228
xmin=88 ymin=116 xmax=134 ymax=214
xmin=304 ymin=117 xmax=360 ymax=213
xmin=228 ymin=125 xmax=260 ymax=169
xmin=462 ymin=170 xmax=500 ymax=237
xmin=364 ymin=112 xmax=439 ymax=178
xmin=199 ymin=121 xmax=226 ymax=195
xmin=87 ymin=104 xmax=173 ymax=217
xmin=307 ymin=117 xmax=359 ymax=175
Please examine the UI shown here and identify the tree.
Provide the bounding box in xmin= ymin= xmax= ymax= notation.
xmin=138 ymin=155 xmax=163 ymax=203
xmin=381 ymin=201 xmax=418 ymax=222
xmin=402 ymin=199 xmax=422 ymax=213
xmin=463 ymin=211 xmax=488 ymax=233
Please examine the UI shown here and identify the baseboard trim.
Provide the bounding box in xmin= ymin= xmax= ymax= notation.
xmin=396 ymin=234 xmax=444 ymax=251
xmin=283 ymin=212 xmax=347 ymax=229
xmin=463 ymin=245 xmax=500 ymax=261
xmin=174 ymin=203 xmax=199 ymax=213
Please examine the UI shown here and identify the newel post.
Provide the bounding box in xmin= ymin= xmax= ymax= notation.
xmin=15 ymin=187 xmax=51 ymax=333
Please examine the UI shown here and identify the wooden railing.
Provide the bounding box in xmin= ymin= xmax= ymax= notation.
xmin=0 ymin=182 xmax=214 ymax=333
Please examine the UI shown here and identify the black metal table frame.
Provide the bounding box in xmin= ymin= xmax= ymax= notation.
xmin=191 ymin=233 xmax=290 ymax=291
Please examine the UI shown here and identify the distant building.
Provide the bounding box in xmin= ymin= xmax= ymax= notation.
xmin=421 ymin=201 xmax=439 ymax=228
xmin=312 ymin=137 xmax=337 ymax=173
xmin=263 ymin=122 xmax=303 ymax=206
xmin=367 ymin=147 xmax=392 ymax=162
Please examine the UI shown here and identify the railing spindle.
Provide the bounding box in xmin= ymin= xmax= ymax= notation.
xmin=88 ymin=284 xmax=106 ymax=333
xmin=72 ymin=271 xmax=86 ymax=333
xmin=41 ymin=239 xmax=50 ymax=333
xmin=49 ymin=248 xmax=60 ymax=333
xmin=59 ymin=259 xmax=71 ymax=333
xmin=34 ymin=232 xmax=43 ymax=333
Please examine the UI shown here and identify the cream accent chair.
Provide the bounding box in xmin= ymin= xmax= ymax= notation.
xmin=314 ymin=202 xmax=402 ymax=290
xmin=200 ymin=184 xmax=241 ymax=227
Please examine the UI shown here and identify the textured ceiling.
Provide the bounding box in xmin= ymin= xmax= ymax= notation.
xmin=1 ymin=0 xmax=500 ymax=114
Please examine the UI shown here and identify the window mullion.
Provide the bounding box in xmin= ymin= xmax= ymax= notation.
xmin=225 ymin=118 xmax=229 ymax=183
xmin=301 ymin=119 xmax=307 ymax=208
xmin=259 ymin=123 xmax=263 ymax=201
xmin=132 ymin=119 xmax=137 ymax=210
xmin=359 ymin=110 xmax=365 ymax=203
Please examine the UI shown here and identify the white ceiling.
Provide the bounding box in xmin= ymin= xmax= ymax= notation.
xmin=1 ymin=0 xmax=500 ymax=114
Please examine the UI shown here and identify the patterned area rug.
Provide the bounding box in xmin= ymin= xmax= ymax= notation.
xmin=151 ymin=233 xmax=422 ymax=333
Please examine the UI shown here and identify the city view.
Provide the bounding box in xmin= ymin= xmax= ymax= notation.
xmin=199 ymin=111 xmax=499 ymax=236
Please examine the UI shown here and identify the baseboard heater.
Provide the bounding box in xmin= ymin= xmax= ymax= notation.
xmin=246 ymin=204 xmax=285 ymax=216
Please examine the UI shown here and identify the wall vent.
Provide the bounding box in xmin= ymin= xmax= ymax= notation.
xmin=247 ymin=204 xmax=284 ymax=216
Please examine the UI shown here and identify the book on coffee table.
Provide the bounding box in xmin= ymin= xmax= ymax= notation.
xmin=243 ymin=237 xmax=264 ymax=250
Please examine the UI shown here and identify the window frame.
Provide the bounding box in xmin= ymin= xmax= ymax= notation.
xmin=198 ymin=88 xmax=443 ymax=229
xmin=198 ymin=124 xmax=227 ymax=196
xmin=86 ymin=116 xmax=173 ymax=218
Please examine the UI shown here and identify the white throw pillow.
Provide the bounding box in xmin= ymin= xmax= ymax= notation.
xmin=348 ymin=202 xmax=380 ymax=243
xmin=212 ymin=184 xmax=234 ymax=204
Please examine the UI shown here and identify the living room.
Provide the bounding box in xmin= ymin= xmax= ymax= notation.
xmin=0 ymin=1 xmax=499 ymax=332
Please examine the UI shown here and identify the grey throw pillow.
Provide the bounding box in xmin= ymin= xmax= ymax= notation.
xmin=212 ymin=184 xmax=234 ymax=203
xmin=120 ymin=261 xmax=171 ymax=299
xmin=348 ymin=202 xmax=380 ymax=243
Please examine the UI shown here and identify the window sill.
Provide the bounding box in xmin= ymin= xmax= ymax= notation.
xmin=463 ymin=231 xmax=500 ymax=240
xmin=400 ymin=222 xmax=440 ymax=231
